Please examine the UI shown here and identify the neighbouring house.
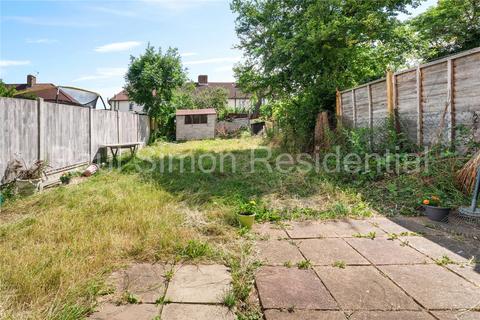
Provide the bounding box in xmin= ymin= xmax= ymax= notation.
xmin=176 ymin=108 xmax=217 ymax=141
xmin=7 ymin=75 xmax=105 ymax=108
xmin=109 ymin=75 xmax=253 ymax=114
xmin=195 ymin=75 xmax=252 ymax=110
xmin=108 ymin=90 xmax=145 ymax=113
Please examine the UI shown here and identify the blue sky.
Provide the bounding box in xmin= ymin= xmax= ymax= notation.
xmin=1 ymin=0 xmax=436 ymax=102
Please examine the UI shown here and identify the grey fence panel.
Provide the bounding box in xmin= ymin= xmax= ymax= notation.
xmin=1 ymin=97 xmax=150 ymax=178
xmin=91 ymin=110 xmax=119 ymax=159
xmin=43 ymin=102 xmax=90 ymax=169
xmin=0 ymin=98 xmax=39 ymax=178
xmin=119 ymin=112 xmax=138 ymax=143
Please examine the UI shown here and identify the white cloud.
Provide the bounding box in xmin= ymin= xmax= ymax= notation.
xmin=184 ymin=57 xmax=241 ymax=66
xmin=26 ymin=38 xmax=58 ymax=44
xmin=181 ymin=52 xmax=197 ymax=57
xmin=0 ymin=60 xmax=31 ymax=67
xmin=95 ymin=41 xmax=142 ymax=53
xmin=72 ymin=67 xmax=127 ymax=82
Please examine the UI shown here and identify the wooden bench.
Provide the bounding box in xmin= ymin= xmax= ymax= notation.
xmin=100 ymin=142 xmax=141 ymax=162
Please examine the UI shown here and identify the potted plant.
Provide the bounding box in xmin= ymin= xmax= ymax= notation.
xmin=236 ymin=200 xmax=257 ymax=229
xmin=422 ymin=195 xmax=450 ymax=222
xmin=60 ymin=172 xmax=73 ymax=185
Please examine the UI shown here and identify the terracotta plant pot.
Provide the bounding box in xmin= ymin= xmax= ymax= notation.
xmin=237 ymin=212 xmax=256 ymax=229
xmin=424 ymin=205 xmax=450 ymax=222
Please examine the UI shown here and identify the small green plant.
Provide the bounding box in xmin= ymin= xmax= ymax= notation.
xmin=332 ymin=260 xmax=346 ymax=269
xmin=353 ymin=232 xmax=376 ymax=240
xmin=237 ymin=200 xmax=258 ymax=216
xmin=60 ymin=172 xmax=73 ymax=185
xmin=155 ymin=295 xmax=171 ymax=305
xmin=121 ymin=292 xmax=139 ymax=304
xmin=296 ymin=259 xmax=312 ymax=270
xmin=164 ymin=269 xmax=175 ymax=281
xmin=387 ymin=233 xmax=398 ymax=240
xmin=283 ymin=261 xmax=293 ymax=268
xmin=435 ymin=255 xmax=455 ymax=266
xmin=222 ymin=290 xmax=236 ymax=309
xmin=179 ymin=240 xmax=211 ymax=259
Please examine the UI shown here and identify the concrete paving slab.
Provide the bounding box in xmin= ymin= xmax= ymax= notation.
xmin=432 ymin=311 xmax=480 ymax=320
xmin=106 ymin=263 xmax=166 ymax=303
xmin=297 ymin=239 xmax=369 ymax=266
xmin=255 ymin=266 xmax=338 ymax=310
xmin=328 ymin=220 xmax=386 ymax=238
xmin=349 ymin=311 xmax=435 ymax=320
xmin=165 ymin=265 xmax=231 ymax=303
xmin=285 ymin=221 xmax=340 ymax=238
xmin=253 ymin=223 xmax=288 ymax=240
xmin=374 ymin=216 xmax=448 ymax=236
xmin=380 ymin=264 xmax=480 ymax=309
xmin=257 ymin=240 xmax=304 ymax=266
xmin=447 ymin=264 xmax=480 ymax=287
xmin=264 ymin=309 xmax=346 ymax=320
xmin=315 ymin=266 xmax=419 ymax=311
xmin=161 ymin=304 xmax=235 ymax=320
xmin=345 ymin=238 xmax=431 ymax=265
xmin=400 ymin=236 xmax=477 ymax=264
xmin=88 ymin=303 xmax=159 ymax=320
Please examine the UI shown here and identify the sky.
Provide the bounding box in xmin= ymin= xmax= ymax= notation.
xmin=0 ymin=0 xmax=436 ymax=103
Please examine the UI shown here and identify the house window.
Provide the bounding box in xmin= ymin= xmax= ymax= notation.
xmin=185 ymin=114 xmax=208 ymax=124
xmin=129 ymin=103 xmax=134 ymax=111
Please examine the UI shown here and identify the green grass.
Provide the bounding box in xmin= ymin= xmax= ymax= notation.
xmin=0 ymin=137 xmax=380 ymax=319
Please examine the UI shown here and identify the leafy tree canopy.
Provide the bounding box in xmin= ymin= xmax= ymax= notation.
xmin=231 ymin=0 xmax=419 ymax=150
xmin=409 ymin=0 xmax=480 ymax=61
xmin=0 ymin=80 xmax=17 ymax=97
xmin=172 ymin=83 xmax=229 ymax=118
xmin=125 ymin=45 xmax=187 ymax=137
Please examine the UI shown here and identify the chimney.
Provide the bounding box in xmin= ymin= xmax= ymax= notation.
xmin=27 ymin=74 xmax=36 ymax=87
xmin=198 ymin=75 xmax=208 ymax=86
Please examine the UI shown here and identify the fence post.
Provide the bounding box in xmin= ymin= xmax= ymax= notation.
xmin=336 ymin=89 xmax=342 ymax=126
xmin=447 ymin=59 xmax=455 ymax=147
xmin=89 ymin=107 xmax=93 ymax=162
xmin=37 ymin=98 xmax=44 ymax=160
xmin=416 ymin=67 xmax=423 ymax=146
xmin=386 ymin=70 xmax=395 ymax=116
xmin=351 ymin=89 xmax=357 ymax=128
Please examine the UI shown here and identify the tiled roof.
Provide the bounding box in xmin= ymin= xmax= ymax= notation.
xmin=109 ymin=90 xmax=129 ymax=102
xmin=176 ymin=108 xmax=217 ymax=116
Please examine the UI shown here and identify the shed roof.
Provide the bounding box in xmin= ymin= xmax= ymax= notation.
xmin=176 ymin=108 xmax=217 ymax=116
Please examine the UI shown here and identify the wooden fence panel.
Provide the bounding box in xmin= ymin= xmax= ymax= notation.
xmin=119 ymin=112 xmax=138 ymax=143
xmin=355 ymin=87 xmax=369 ymax=128
xmin=138 ymin=115 xmax=150 ymax=143
xmin=396 ymin=70 xmax=418 ymax=142
xmin=371 ymin=80 xmax=387 ymax=126
xmin=454 ymin=53 xmax=480 ymax=143
xmin=91 ymin=110 xmax=118 ymax=160
xmin=337 ymin=47 xmax=480 ymax=148
xmin=43 ymin=102 xmax=90 ymax=169
xmin=0 ymin=98 xmax=39 ymax=178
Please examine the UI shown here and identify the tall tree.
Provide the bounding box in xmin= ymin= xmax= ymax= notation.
xmin=231 ymin=0 xmax=419 ymax=150
xmin=410 ymin=0 xmax=480 ymax=61
xmin=125 ymin=45 xmax=187 ymax=137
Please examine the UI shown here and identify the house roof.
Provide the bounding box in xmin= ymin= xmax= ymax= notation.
xmin=176 ymin=108 xmax=217 ymax=116
xmin=195 ymin=82 xmax=251 ymax=99
xmin=109 ymin=90 xmax=129 ymax=102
